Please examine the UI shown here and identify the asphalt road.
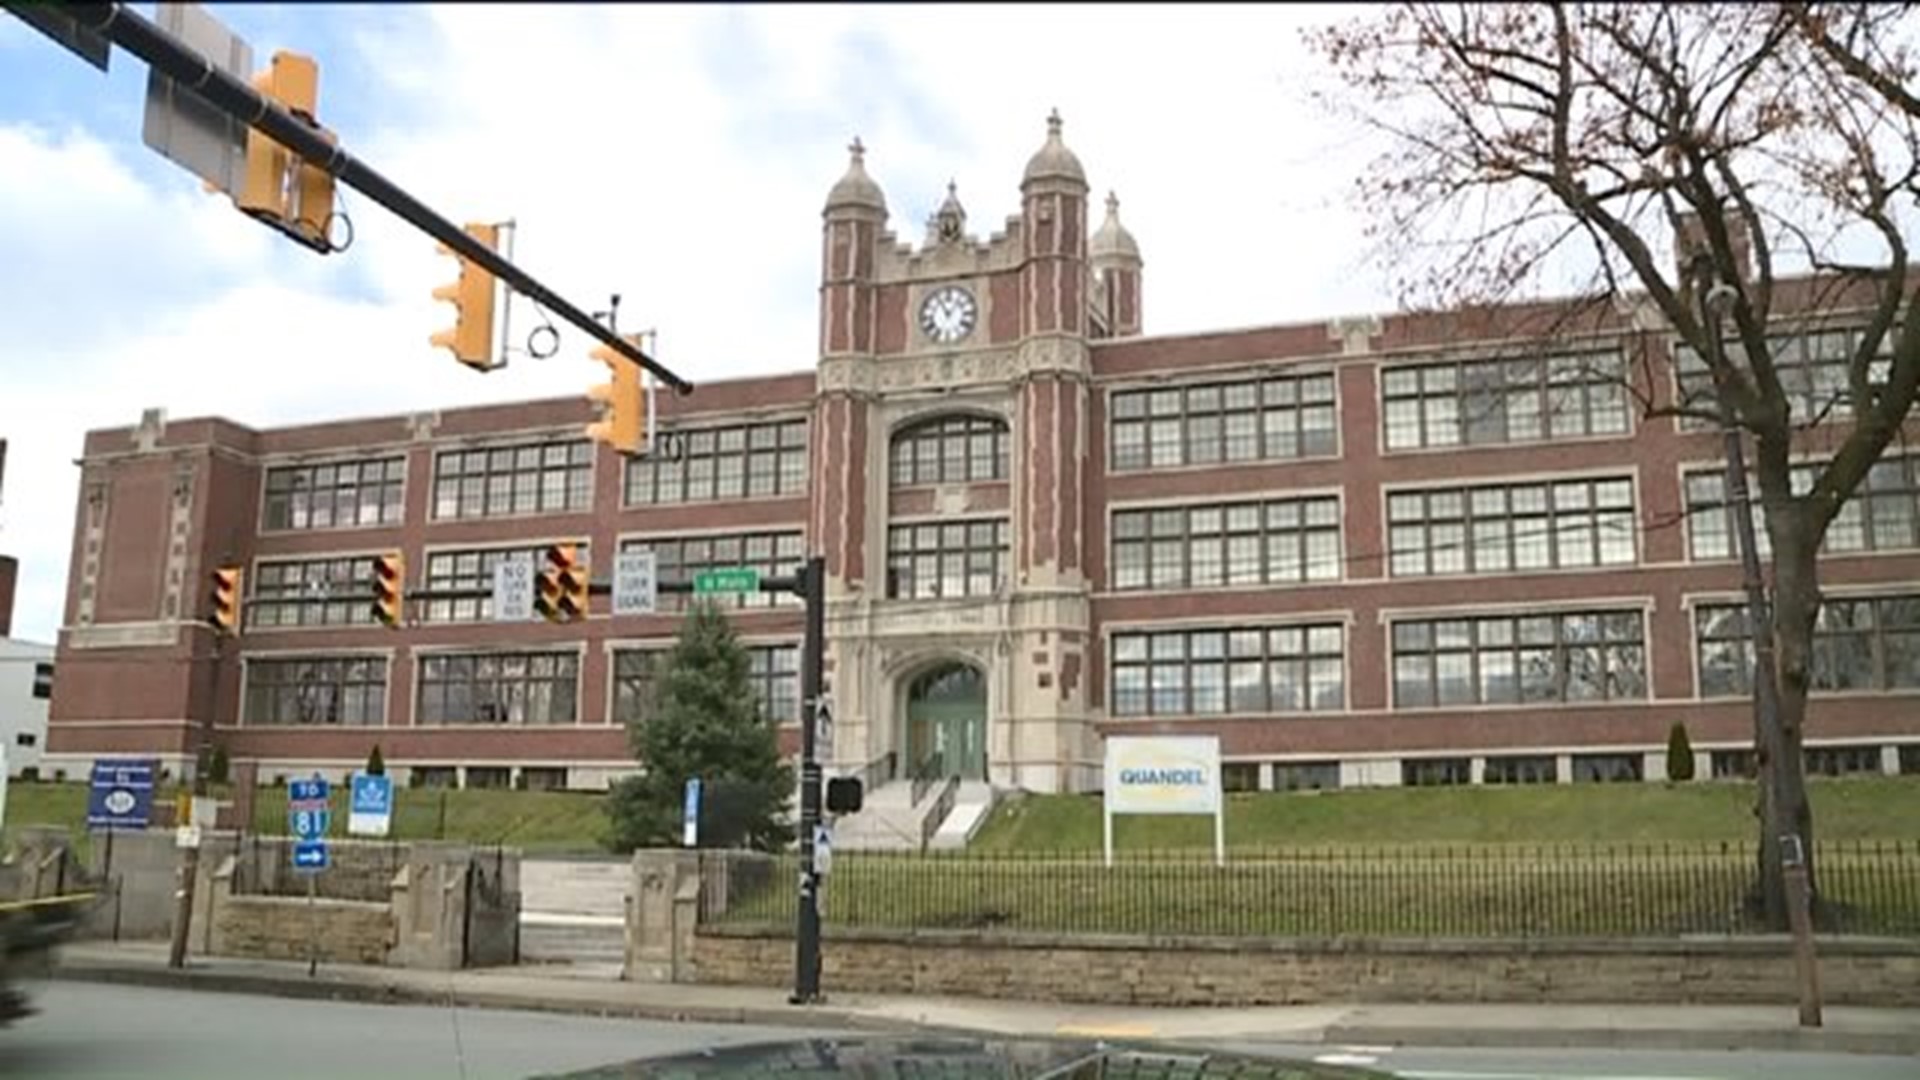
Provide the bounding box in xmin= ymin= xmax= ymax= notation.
xmin=5 ymin=982 xmax=1913 ymax=1080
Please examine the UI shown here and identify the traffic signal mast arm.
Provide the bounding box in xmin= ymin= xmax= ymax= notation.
xmin=62 ymin=2 xmax=691 ymax=395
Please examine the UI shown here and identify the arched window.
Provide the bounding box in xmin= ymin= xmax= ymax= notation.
xmin=889 ymin=414 xmax=1009 ymax=487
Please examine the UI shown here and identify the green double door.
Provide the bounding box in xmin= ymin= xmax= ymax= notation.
xmin=905 ymin=664 xmax=987 ymax=782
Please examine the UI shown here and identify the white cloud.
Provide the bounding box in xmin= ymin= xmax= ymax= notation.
xmin=0 ymin=2 xmax=1390 ymax=643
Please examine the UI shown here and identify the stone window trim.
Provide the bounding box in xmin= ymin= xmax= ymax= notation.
xmin=888 ymin=411 xmax=1012 ymax=488
xmin=607 ymin=642 xmax=802 ymax=730
xmin=617 ymin=529 xmax=806 ymax=611
xmin=1108 ymin=621 xmax=1348 ymax=719
xmin=412 ymin=645 xmax=587 ymax=728
xmin=1690 ymin=589 xmax=1920 ymax=701
xmin=237 ymin=653 xmax=393 ymax=728
xmin=1106 ymin=368 xmax=1341 ymax=475
xmin=1107 ymin=490 xmax=1345 ymax=593
xmin=258 ymin=454 xmax=409 ymax=534
xmin=1379 ymin=345 xmax=1633 ymax=454
xmin=1669 ymin=320 xmax=1898 ymax=433
xmin=624 ymin=416 xmax=808 ymax=507
xmin=1382 ymin=472 xmax=1640 ymax=579
xmin=1388 ymin=607 xmax=1653 ymax=712
xmin=430 ymin=437 xmax=595 ymax=522
xmin=1678 ymin=451 xmax=1920 ymax=563
xmin=246 ymin=550 xmax=420 ymax=631
xmin=417 ymin=539 xmax=591 ymax=624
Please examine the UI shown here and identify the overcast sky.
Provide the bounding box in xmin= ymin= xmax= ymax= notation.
xmin=0 ymin=3 xmax=1393 ymax=643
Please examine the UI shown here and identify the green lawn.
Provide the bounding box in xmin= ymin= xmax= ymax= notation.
xmin=3 ymin=781 xmax=613 ymax=859
xmin=971 ymin=776 xmax=1920 ymax=851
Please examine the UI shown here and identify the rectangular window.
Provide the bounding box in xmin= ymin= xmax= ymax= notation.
xmin=1273 ymin=761 xmax=1341 ymax=791
xmin=1387 ymin=477 xmax=1635 ymax=577
xmin=1402 ymin=758 xmax=1472 ymax=786
xmin=1805 ymin=745 xmax=1883 ymax=777
xmin=1484 ymin=755 xmax=1558 ymax=784
xmin=416 ymin=651 xmax=579 ymax=726
xmin=1391 ymin=609 xmax=1648 ymax=708
xmin=890 ymin=415 xmax=1009 ymax=486
xmin=1572 ymin=753 xmax=1643 ymax=783
xmin=1696 ymin=593 xmax=1920 ymax=698
xmin=1685 ymin=454 xmax=1920 ymax=561
xmin=243 ymin=656 xmax=387 ymax=726
xmin=1674 ymin=324 xmax=1896 ymax=431
xmin=1108 ymin=372 xmax=1336 ymax=472
xmin=1110 ymin=623 xmax=1344 ymax=717
xmin=611 ymin=644 xmax=800 ymax=727
xmin=622 ymin=531 xmax=804 ymax=610
xmin=1382 ymin=349 xmax=1629 ymax=451
xmin=627 ymin=418 xmax=808 ymax=505
xmin=1111 ymin=496 xmax=1340 ymax=591
xmin=420 ymin=544 xmax=589 ymax=623
xmin=15 ymin=733 xmax=37 ymax=748
xmin=886 ymin=519 xmax=1010 ymax=599
xmin=1222 ymin=763 xmax=1261 ymax=793
xmin=262 ymin=456 xmax=406 ymax=532
xmin=1712 ymin=749 xmax=1758 ymax=779
xmin=31 ymin=662 xmax=52 ymax=700
xmin=432 ymin=439 xmax=592 ymax=520
xmin=250 ymin=555 xmax=383 ymax=628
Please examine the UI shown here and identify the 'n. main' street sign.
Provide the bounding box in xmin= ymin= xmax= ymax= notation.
xmin=693 ymin=567 xmax=760 ymax=595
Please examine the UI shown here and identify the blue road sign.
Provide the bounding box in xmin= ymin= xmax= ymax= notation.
xmin=86 ymin=759 xmax=158 ymax=830
xmin=288 ymin=776 xmax=330 ymax=805
xmin=289 ymin=806 xmax=331 ymax=841
xmin=350 ymin=773 xmax=392 ymax=816
xmin=288 ymin=774 xmax=332 ymax=841
xmin=682 ymin=778 xmax=702 ymax=848
xmin=292 ymin=841 xmax=329 ymax=872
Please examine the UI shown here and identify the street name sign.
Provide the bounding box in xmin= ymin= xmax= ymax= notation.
xmin=693 ymin=567 xmax=759 ymax=594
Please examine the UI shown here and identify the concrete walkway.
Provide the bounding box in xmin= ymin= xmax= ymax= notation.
xmin=43 ymin=942 xmax=1920 ymax=1058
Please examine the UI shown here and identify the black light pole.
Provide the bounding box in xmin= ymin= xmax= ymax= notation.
xmin=790 ymin=555 xmax=827 ymax=1004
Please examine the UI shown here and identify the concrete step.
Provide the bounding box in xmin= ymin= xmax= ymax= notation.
xmin=518 ymin=913 xmax=625 ymax=965
xmin=520 ymin=859 xmax=630 ymax=918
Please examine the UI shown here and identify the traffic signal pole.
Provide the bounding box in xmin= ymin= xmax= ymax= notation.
xmin=60 ymin=2 xmax=692 ymax=395
xmin=391 ymin=557 xmax=832 ymax=1003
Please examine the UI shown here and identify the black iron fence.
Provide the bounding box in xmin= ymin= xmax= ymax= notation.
xmin=698 ymin=841 xmax=1920 ymax=939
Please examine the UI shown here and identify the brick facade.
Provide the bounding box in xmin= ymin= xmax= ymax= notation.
xmin=42 ymin=116 xmax=1920 ymax=793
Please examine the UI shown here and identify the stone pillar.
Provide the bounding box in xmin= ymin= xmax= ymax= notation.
xmin=387 ymin=843 xmax=472 ymax=971
xmin=624 ymin=848 xmax=701 ymax=983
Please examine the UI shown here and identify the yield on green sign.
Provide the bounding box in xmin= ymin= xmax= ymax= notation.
xmin=693 ymin=567 xmax=761 ymax=594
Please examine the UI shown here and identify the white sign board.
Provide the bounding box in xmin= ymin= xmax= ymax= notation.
xmin=492 ymin=554 xmax=536 ymax=623
xmin=814 ymin=694 xmax=834 ymax=759
xmin=612 ymin=550 xmax=658 ymax=616
xmin=1102 ymin=735 xmax=1225 ymax=867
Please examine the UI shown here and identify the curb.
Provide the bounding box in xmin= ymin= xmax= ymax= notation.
xmin=1320 ymin=1022 xmax=1920 ymax=1058
xmin=45 ymin=960 xmax=923 ymax=1034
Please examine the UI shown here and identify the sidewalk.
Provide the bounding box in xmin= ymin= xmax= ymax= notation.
xmin=45 ymin=941 xmax=1920 ymax=1057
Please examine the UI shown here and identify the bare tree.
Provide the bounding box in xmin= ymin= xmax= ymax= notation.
xmin=1307 ymin=2 xmax=1920 ymax=928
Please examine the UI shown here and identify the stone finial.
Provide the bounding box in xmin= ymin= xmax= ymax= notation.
xmin=825 ymin=134 xmax=886 ymax=215
xmin=1090 ymin=189 xmax=1140 ymax=262
xmin=1023 ymin=107 xmax=1086 ymax=187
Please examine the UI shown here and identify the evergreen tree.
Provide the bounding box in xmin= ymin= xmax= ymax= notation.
xmin=208 ymin=745 xmax=231 ymax=786
xmin=365 ymin=744 xmax=386 ymax=777
xmin=1666 ymin=722 xmax=1696 ymax=783
xmin=606 ymin=601 xmax=792 ymax=852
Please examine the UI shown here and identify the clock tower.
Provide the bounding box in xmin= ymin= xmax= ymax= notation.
xmin=811 ymin=113 xmax=1137 ymax=797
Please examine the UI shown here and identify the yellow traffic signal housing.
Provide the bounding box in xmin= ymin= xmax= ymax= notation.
xmin=208 ymin=566 xmax=244 ymax=635
xmin=430 ymin=223 xmax=501 ymax=371
xmin=372 ymin=552 xmax=405 ymax=628
xmin=234 ymin=51 xmax=335 ymax=254
xmin=585 ymin=335 xmax=651 ymax=455
xmin=533 ymin=544 xmax=588 ymax=623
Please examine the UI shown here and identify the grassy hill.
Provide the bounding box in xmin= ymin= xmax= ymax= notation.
xmin=971 ymin=776 xmax=1920 ymax=851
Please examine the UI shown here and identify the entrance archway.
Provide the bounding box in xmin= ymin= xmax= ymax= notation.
xmin=904 ymin=662 xmax=987 ymax=782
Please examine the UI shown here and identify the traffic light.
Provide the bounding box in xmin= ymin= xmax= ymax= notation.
xmin=208 ymin=566 xmax=243 ymax=635
xmin=534 ymin=544 xmax=588 ymax=623
xmin=585 ymin=335 xmax=652 ymax=455
xmin=233 ymin=51 xmax=335 ymax=254
xmin=372 ymin=552 xmax=405 ymax=628
xmin=429 ymin=222 xmax=501 ymax=371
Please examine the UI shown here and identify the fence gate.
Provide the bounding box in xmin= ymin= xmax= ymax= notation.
xmin=461 ymin=847 xmax=519 ymax=968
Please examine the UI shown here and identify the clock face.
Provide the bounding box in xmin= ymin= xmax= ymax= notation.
xmin=918 ymin=285 xmax=978 ymax=345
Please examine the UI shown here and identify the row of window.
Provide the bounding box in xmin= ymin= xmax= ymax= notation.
xmin=242 ymin=595 xmax=1919 ymax=729
xmin=1107 ymin=595 xmax=1920 ymax=718
xmin=241 ymin=645 xmax=800 ymax=728
xmin=257 ymin=322 xmax=1897 ymax=535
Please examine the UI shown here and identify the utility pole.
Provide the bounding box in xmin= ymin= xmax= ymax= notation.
xmin=167 ymin=637 xmax=220 ymax=969
xmin=790 ymin=555 xmax=827 ymax=1005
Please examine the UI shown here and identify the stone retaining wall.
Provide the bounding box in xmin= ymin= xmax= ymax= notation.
xmin=693 ymin=927 xmax=1920 ymax=1008
xmin=212 ymin=895 xmax=392 ymax=966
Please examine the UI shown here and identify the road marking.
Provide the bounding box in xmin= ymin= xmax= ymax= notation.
xmin=1398 ymin=1072 xmax=1713 ymax=1080
xmin=1315 ymin=1052 xmax=1382 ymax=1066
xmin=1054 ymin=1024 xmax=1158 ymax=1039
